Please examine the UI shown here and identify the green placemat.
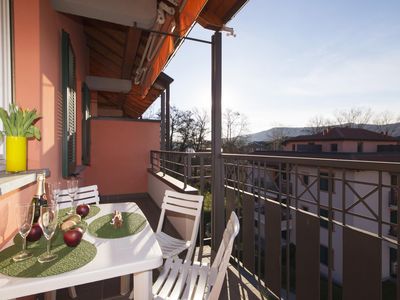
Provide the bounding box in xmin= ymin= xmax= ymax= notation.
xmin=59 ymin=205 xmax=100 ymax=221
xmin=0 ymin=239 xmax=96 ymax=278
xmin=14 ymin=223 xmax=88 ymax=249
xmin=88 ymin=212 xmax=146 ymax=239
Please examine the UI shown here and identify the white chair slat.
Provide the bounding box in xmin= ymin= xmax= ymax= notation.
xmin=194 ymin=264 xmax=209 ymax=300
xmin=57 ymin=185 xmax=99 ymax=209
xmin=169 ymin=260 xmax=191 ymax=299
xmin=165 ymin=190 xmax=203 ymax=202
xmin=152 ymin=258 xmax=174 ymax=294
xmin=164 ymin=197 xmax=202 ymax=210
xmin=158 ymin=258 xmax=182 ymax=298
xmin=162 ymin=203 xmax=199 ymax=217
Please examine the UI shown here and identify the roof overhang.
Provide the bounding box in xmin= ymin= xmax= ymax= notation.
xmin=51 ymin=0 xmax=157 ymax=29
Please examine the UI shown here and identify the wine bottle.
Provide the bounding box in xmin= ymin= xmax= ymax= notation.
xmin=32 ymin=172 xmax=48 ymax=223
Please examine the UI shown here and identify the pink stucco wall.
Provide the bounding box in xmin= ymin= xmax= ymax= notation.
xmin=81 ymin=119 xmax=160 ymax=196
xmin=0 ymin=0 xmax=88 ymax=251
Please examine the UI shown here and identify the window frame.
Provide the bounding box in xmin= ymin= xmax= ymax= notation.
xmin=0 ymin=0 xmax=13 ymax=161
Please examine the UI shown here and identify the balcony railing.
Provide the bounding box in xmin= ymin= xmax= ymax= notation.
xmin=150 ymin=150 xmax=400 ymax=300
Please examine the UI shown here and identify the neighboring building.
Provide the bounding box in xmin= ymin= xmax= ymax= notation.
xmin=250 ymin=127 xmax=400 ymax=284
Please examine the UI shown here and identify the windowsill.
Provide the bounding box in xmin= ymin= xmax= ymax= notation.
xmin=0 ymin=169 xmax=50 ymax=195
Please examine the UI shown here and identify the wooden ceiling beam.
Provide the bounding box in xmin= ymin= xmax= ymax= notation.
xmin=121 ymin=27 xmax=142 ymax=79
xmin=90 ymin=51 xmax=121 ymax=77
xmin=87 ymin=39 xmax=123 ymax=67
xmin=85 ymin=25 xmax=125 ymax=55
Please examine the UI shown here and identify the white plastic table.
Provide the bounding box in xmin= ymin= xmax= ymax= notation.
xmin=0 ymin=202 xmax=163 ymax=300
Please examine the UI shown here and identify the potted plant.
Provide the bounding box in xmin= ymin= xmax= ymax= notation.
xmin=0 ymin=104 xmax=41 ymax=172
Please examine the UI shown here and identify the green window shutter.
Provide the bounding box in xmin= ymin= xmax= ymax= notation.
xmin=82 ymin=83 xmax=91 ymax=165
xmin=61 ymin=30 xmax=77 ymax=178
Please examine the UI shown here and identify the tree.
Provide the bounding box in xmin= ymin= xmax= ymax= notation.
xmin=192 ymin=108 xmax=209 ymax=151
xmin=306 ymin=115 xmax=332 ymax=134
xmin=169 ymin=106 xmax=210 ymax=152
xmin=334 ymin=107 xmax=372 ymax=128
xmin=268 ymin=124 xmax=289 ymax=150
xmin=222 ymin=108 xmax=249 ymax=152
xmin=373 ymin=111 xmax=398 ymax=136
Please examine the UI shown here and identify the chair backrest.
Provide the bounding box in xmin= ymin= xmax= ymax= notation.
xmin=157 ymin=190 xmax=204 ymax=260
xmin=206 ymin=212 xmax=240 ymax=300
xmin=57 ymin=185 xmax=100 ymax=209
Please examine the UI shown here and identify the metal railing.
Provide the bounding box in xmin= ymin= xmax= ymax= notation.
xmin=150 ymin=150 xmax=400 ymax=300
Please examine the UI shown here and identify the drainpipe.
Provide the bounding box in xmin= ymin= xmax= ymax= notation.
xmin=160 ymin=91 xmax=166 ymax=150
xmin=211 ymin=31 xmax=224 ymax=252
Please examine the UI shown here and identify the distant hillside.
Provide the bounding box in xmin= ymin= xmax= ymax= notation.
xmin=247 ymin=122 xmax=400 ymax=142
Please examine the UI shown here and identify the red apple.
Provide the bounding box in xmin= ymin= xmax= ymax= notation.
xmin=63 ymin=229 xmax=83 ymax=247
xmin=27 ymin=223 xmax=42 ymax=242
xmin=76 ymin=204 xmax=90 ymax=218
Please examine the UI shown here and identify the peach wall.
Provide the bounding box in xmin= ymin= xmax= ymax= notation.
xmin=0 ymin=0 xmax=88 ymax=248
xmin=82 ymin=119 xmax=160 ymax=196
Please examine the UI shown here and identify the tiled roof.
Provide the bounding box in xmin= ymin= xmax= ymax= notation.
xmin=284 ymin=127 xmax=398 ymax=143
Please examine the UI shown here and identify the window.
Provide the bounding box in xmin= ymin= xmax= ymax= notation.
xmin=357 ymin=142 xmax=363 ymax=153
xmin=61 ymin=30 xmax=77 ymax=178
xmin=292 ymin=144 xmax=296 ymax=151
xmin=320 ymin=208 xmax=334 ymax=229
xmin=391 ymin=175 xmax=398 ymax=186
xmin=303 ymin=175 xmax=309 ymax=185
xmin=330 ymin=143 xmax=338 ymax=152
xmin=391 ymin=210 xmax=397 ymax=224
xmin=0 ymin=1 xmax=12 ymax=160
xmin=390 ymin=248 xmax=397 ymax=277
xmin=81 ymin=83 xmax=91 ymax=165
xmin=320 ymin=245 xmax=333 ymax=267
xmin=319 ymin=172 xmax=334 ymax=193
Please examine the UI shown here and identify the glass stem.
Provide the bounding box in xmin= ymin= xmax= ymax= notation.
xmin=47 ymin=239 xmax=51 ymax=255
xmin=22 ymin=237 xmax=27 ymax=251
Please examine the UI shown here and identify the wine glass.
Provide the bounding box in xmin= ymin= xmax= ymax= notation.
xmin=48 ymin=181 xmax=61 ymax=203
xmin=12 ymin=203 xmax=35 ymax=262
xmin=38 ymin=203 xmax=58 ymax=263
xmin=67 ymin=178 xmax=79 ymax=215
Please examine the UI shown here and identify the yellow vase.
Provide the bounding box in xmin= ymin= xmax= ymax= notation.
xmin=6 ymin=136 xmax=27 ymax=172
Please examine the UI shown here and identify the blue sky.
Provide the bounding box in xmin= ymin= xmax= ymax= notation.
xmin=156 ymin=0 xmax=400 ymax=134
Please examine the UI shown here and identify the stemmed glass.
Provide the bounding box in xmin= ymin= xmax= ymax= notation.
xmin=48 ymin=181 xmax=61 ymax=203
xmin=67 ymin=178 xmax=79 ymax=215
xmin=13 ymin=203 xmax=35 ymax=262
xmin=38 ymin=203 xmax=58 ymax=263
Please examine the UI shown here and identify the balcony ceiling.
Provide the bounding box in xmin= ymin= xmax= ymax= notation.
xmin=56 ymin=0 xmax=248 ymax=118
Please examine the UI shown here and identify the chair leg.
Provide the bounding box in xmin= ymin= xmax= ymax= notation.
xmin=44 ymin=290 xmax=56 ymax=300
xmin=68 ymin=286 xmax=77 ymax=299
xmin=120 ymin=274 xmax=131 ymax=295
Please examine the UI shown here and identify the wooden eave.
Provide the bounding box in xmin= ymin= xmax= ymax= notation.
xmin=80 ymin=0 xmax=248 ymax=118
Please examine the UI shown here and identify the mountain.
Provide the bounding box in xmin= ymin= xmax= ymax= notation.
xmin=246 ymin=122 xmax=400 ymax=142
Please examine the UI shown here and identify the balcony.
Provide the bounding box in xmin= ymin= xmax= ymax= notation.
xmin=150 ymin=150 xmax=400 ymax=300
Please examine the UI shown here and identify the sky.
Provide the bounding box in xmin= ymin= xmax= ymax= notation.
xmin=148 ymin=0 xmax=400 ymax=134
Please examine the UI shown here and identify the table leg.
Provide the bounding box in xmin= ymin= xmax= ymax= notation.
xmin=133 ymin=271 xmax=152 ymax=300
xmin=44 ymin=290 xmax=56 ymax=300
xmin=120 ymin=274 xmax=131 ymax=295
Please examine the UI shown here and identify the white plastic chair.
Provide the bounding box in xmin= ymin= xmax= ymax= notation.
xmin=57 ymin=184 xmax=100 ymax=208
xmin=156 ymin=190 xmax=204 ymax=261
xmin=56 ymin=184 xmax=99 ymax=299
xmin=152 ymin=212 xmax=240 ymax=300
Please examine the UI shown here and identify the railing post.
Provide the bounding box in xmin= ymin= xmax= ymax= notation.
xmin=183 ymin=154 xmax=188 ymax=190
xmin=211 ymin=31 xmax=224 ymax=253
